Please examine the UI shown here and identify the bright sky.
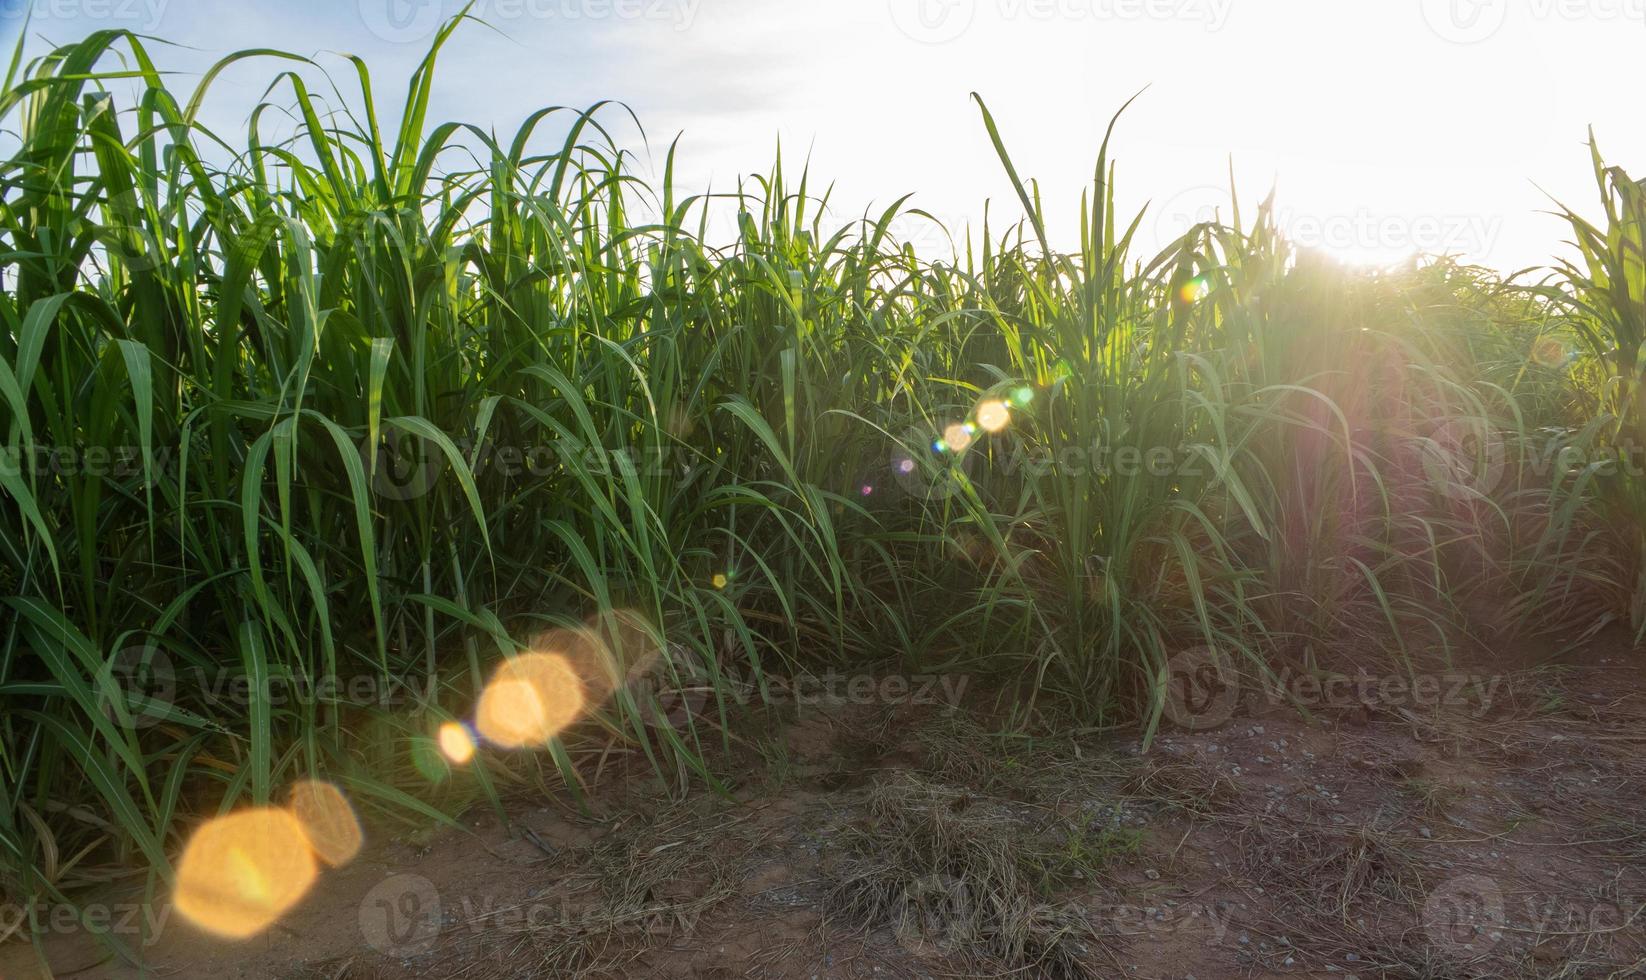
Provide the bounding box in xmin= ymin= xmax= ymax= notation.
xmin=3 ymin=0 xmax=1641 ymax=270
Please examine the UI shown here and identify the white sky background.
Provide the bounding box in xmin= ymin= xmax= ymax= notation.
xmin=2 ymin=0 xmax=1642 ymax=271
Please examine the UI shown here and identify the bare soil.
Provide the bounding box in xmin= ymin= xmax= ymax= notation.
xmin=6 ymin=630 xmax=1646 ymax=979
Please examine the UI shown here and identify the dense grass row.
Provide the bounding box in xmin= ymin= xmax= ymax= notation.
xmin=1 ymin=17 xmax=1642 ymax=948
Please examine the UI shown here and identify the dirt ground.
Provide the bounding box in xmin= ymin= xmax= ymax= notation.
xmin=6 ymin=629 xmax=1646 ymax=980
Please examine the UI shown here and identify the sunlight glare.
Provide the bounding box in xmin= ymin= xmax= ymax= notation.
xmin=174 ymin=809 xmax=318 ymax=939
xmin=476 ymin=652 xmax=586 ymax=748
xmin=288 ymin=780 xmax=363 ymax=867
xmin=438 ymin=721 xmax=476 ymax=764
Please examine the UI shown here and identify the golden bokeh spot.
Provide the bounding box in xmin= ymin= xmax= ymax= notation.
xmin=1178 ymin=276 xmax=1211 ymax=304
xmin=976 ymin=400 xmax=1010 ymax=434
xmin=174 ymin=808 xmax=318 ymax=939
xmin=476 ymin=652 xmax=585 ymax=748
xmin=288 ymin=780 xmax=362 ymax=867
xmin=943 ymin=423 xmax=973 ymax=453
xmin=540 ymin=624 xmax=620 ymax=708
xmin=592 ymin=609 xmax=662 ymax=680
xmin=711 ymin=573 xmax=728 ymax=590
xmin=1531 ymin=336 xmax=1567 ymax=368
xmin=438 ymin=721 xmax=476 ymax=764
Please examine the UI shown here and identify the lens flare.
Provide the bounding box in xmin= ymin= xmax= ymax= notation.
xmin=942 ymin=423 xmax=973 ymax=453
xmin=1531 ymin=337 xmax=1568 ymax=368
xmin=711 ymin=573 xmax=729 ymax=589
xmin=288 ymin=780 xmax=362 ymax=867
xmin=437 ymin=721 xmax=476 ymax=764
xmin=896 ymin=457 xmax=916 ymax=475
xmin=533 ymin=624 xmax=619 ymax=709
xmin=976 ymin=400 xmax=1010 ymax=434
xmin=174 ymin=809 xmax=318 ymax=939
xmin=1179 ymin=276 xmax=1210 ymax=304
xmin=586 ymin=610 xmax=659 ymax=687
xmin=476 ymin=652 xmax=585 ymax=748
xmin=1010 ymin=386 xmax=1034 ymax=407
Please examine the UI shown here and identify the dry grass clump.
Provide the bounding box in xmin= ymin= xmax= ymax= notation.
xmin=1122 ymin=758 xmax=1239 ymax=817
xmin=823 ymin=774 xmax=1116 ymax=978
xmin=437 ymin=802 xmax=741 ymax=979
xmin=1239 ymin=819 xmax=1423 ymax=920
